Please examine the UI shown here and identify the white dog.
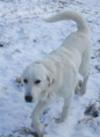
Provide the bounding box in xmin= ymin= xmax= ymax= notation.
xmin=22 ymin=11 xmax=90 ymax=137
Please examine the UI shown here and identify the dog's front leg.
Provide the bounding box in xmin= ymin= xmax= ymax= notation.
xmin=55 ymin=97 xmax=71 ymax=123
xmin=31 ymin=100 xmax=48 ymax=137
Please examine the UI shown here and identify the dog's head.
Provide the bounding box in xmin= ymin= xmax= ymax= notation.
xmin=22 ymin=62 xmax=55 ymax=103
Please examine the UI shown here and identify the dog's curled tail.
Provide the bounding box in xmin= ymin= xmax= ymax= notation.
xmin=44 ymin=11 xmax=89 ymax=33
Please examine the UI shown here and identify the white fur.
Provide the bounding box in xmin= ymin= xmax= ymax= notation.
xmin=22 ymin=11 xmax=90 ymax=137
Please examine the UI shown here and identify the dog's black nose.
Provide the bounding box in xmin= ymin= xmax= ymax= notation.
xmin=25 ymin=95 xmax=33 ymax=102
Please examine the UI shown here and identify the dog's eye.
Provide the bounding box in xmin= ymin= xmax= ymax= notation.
xmin=23 ymin=79 xmax=28 ymax=84
xmin=34 ymin=80 xmax=41 ymax=84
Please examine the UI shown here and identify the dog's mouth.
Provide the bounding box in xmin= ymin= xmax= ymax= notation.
xmin=25 ymin=95 xmax=33 ymax=103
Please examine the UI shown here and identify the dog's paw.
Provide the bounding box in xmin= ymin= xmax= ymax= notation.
xmin=55 ymin=117 xmax=64 ymax=124
xmin=31 ymin=122 xmax=44 ymax=137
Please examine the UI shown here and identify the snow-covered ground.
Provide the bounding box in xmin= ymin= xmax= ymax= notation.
xmin=0 ymin=0 xmax=100 ymax=137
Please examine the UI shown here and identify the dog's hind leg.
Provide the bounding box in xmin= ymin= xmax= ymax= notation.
xmin=79 ymin=49 xmax=90 ymax=95
xmin=75 ymin=75 xmax=88 ymax=95
xmin=79 ymin=76 xmax=88 ymax=95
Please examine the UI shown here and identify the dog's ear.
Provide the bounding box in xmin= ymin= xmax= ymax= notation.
xmin=47 ymin=73 xmax=55 ymax=87
xmin=16 ymin=76 xmax=23 ymax=86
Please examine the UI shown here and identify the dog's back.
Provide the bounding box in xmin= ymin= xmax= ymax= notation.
xmin=44 ymin=11 xmax=91 ymax=95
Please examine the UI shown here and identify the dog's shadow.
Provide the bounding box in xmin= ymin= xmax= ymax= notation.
xmin=6 ymin=127 xmax=39 ymax=137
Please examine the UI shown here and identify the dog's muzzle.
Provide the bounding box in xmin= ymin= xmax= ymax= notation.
xmin=25 ymin=95 xmax=33 ymax=102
